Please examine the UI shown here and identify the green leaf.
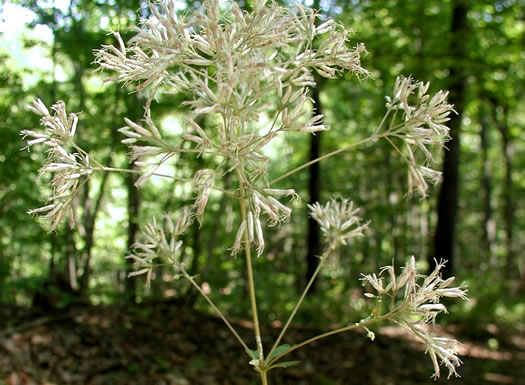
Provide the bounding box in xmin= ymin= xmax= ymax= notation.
xmin=267 ymin=344 xmax=294 ymax=361
xmin=269 ymin=360 xmax=301 ymax=369
xmin=247 ymin=348 xmax=259 ymax=360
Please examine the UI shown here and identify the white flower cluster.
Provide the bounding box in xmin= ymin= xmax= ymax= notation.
xmin=95 ymin=0 xmax=368 ymax=253
xmin=20 ymin=1 xmax=465 ymax=380
xmin=308 ymin=197 xmax=369 ymax=246
xmin=22 ymin=99 xmax=94 ymax=231
xmin=126 ymin=207 xmax=193 ymax=288
xmin=231 ymin=188 xmax=299 ymax=257
xmin=118 ymin=111 xmax=172 ymax=188
xmin=361 ymin=256 xmax=468 ymax=379
xmin=384 ymin=76 xmax=454 ymax=197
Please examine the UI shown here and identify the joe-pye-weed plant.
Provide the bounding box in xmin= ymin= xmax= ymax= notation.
xmin=22 ymin=0 xmax=469 ymax=383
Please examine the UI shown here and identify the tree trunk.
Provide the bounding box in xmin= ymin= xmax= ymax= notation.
xmin=305 ymin=84 xmax=323 ymax=293
xmin=303 ymin=0 xmax=326 ymax=293
xmin=78 ymin=167 xmax=112 ymax=294
xmin=492 ymin=103 xmax=516 ymax=283
xmin=76 ymin=66 xmax=118 ymax=296
xmin=125 ymin=160 xmax=141 ymax=300
xmin=478 ymin=101 xmax=496 ymax=268
xmin=432 ymin=0 xmax=469 ymax=278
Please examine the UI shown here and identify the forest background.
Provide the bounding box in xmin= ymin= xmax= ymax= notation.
xmin=0 ymin=0 xmax=524 ymax=384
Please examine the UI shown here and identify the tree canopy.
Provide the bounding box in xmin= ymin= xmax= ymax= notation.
xmin=0 ymin=0 xmax=524 ymax=326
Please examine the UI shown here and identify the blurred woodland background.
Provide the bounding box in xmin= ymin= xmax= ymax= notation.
xmin=0 ymin=0 xmax=524 ymax=384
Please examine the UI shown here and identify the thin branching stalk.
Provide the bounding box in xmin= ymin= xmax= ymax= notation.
xmin=270 ymin=134 xmax=387 ymax=185
xmin=100 ymin=166 xmax=189 ymax=181
xmin=268 ymin=314 xmax=388 ymax=366
xmin=181 ymin=268 xmax=251 ymax=355
xmin=238 ymin=175 xmax=264 ymax=362
xmin=267 ymin=241 xmax=337 ymax=360
xmin=99 ymin=167 xmax=238 ymax=197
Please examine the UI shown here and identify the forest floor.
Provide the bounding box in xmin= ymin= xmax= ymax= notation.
xmin=0 ymin=301 xmax=524 ymax=385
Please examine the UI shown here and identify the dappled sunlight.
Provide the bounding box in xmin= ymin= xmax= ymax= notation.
xmin=380 ymin=323 xmax=525 ymax=363
xmin=1 ymin=0 xmax=524 ymax=384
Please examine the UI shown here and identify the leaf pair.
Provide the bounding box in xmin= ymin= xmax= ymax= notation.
xmin=247 ymin=344 xmax=299 ymax=371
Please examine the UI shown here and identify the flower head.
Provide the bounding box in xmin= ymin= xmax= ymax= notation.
xmin=96 ymin=0 xmax=368 ymax=254
xmin=22 ymin=99 xmax=93 ymax=231
xmin=361 ymin=256 xmax=468 ymax=379
xmin=126 ymin=207 xmax=193 ymax=288
xmin=384 ymin=76 xmax=454 ymax=197
xmin=24 ymin=99 xmax=78 ymax=148
xmin=308 ymin=197 xmax=369 ymax=246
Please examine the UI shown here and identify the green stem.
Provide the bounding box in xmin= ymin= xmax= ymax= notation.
xmin=269 ymin=314 xmax=388 ymax=365
xmin=261 ymin=370 xmax=269 ymax=385
xmin=99 ymin=167 xmax=237 ymax=197
xmin=267 ymin=242 xmax=336 ymax=360
xmin=182 ymin=268 xmax=251 ymax=355
xmin=101 ymin=166 xmax=187 ymax=180
xmin=269 ymin=134 xmax=386 ymax=186
xmin=373 ymin=109 xmax=391 ymax=135
xmin=238 ymin=179 xmax=264 ymax=362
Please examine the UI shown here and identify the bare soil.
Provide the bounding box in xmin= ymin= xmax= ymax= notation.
xmin=1 ymin=302 xmax=524 ymax=385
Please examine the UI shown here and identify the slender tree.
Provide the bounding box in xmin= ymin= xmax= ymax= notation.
xmin=432 ymin=0 xmax=469 ymax=278
xmin=305 ymin=83 xmax=323 ymax=292
xmin=478 ymin=100 xmax=496 ymax=267
xmin=304 ymin=0 xmax=325 ymax=293
xmin=490 ymin=101 xmax=516 ymax=283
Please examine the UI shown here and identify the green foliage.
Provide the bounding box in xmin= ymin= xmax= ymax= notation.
xmin=6 ymin=1 xmax=525 ymax=384
xmin=1 ymin=0 xmax=524 ymax=338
